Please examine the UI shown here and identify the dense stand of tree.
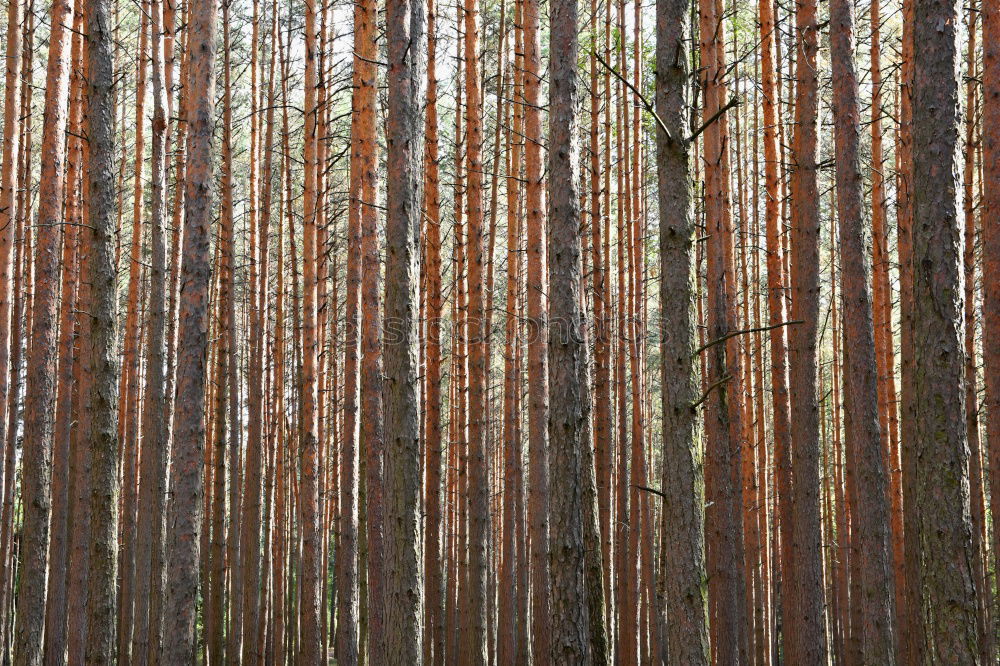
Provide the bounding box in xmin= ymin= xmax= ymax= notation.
xmin=0 ymin=0 xmax=995 ymax=662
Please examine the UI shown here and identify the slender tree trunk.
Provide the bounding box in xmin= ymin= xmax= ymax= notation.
xmin=698 ymin=0 xmax=748 ymax=660
xmin=44 ymin=11 xmax=83 ymax=657
xmin=131 ymin=0 xmax=170 ymax=659
xmin=13 ymin=0 xmax=74 ymax=659
xmin=829 ymin=0 xmax=896 ymax=657
xmin=983 ymin=0 xmax=1000 ymax=659
xmin=523 ymin=0 xmax=550 ymax=655
xmin=299 ymin=0 xmax=323 ymax=659
xmin=421 ymin=1 xmax=445 ymax=661
xmin=462 ymin=0 xmax=489 ymax=658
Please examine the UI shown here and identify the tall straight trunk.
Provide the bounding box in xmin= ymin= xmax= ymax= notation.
xmin=897 ymin=0 xmax=921 ymax=659
xmin=299 ymin=0 xmax=323 ymax=660
xmin=12 ymin=0 xmax=74 ymax=660
xmin=869 ymin=2 xmax=905 ymax=652
xmin=655 ymin=0 xmax=708 ymax=661
xmin=241 ymin=8 xmax=279 ymax=664
xmin=160 ymin=0 xmax=217 ymax=658
xmin=962 ymin=7 xmax=991 ymax=662
xmin=0 ymin=0 xmax=22 ymax=536
xmin=44 ymin=11 xmax=83 ymax=657
xmin=786 ymin=0 xmax=828 ymax=657
xmin=498 ymin=9 xmax=524 ymax=661
xmin=0 ymin=21 xmax=30 ymax=657
xmin=82 ymin=0 xmax=120 ymax=655
xmin=132 ymin=0 xmax=171 ymax=659
xmin=829 ymin=0 xmax=896 ymax=658
xmin=758 ymin=0 xmax=794 ymax=645
xmin=382 ymin=0 xmax=426 ymax=659
xmin=911 ymin=0 xmax=981 ymax=659
xmin=523 ymin=0 xmax=550 ymax=656
xmin=118 ymin=12 xmax=150 ymax=655
xmin=463 ymin=0 xmax=489 ymax=659
xmin=983 ymin=0 xmax=1000 ymax=657
xmin=547 ymin=0 xmax=589 ymax=658
xmin=360 ymin=20 xmax=385 ymax=666
xmin=421 ymin=0 xmax=444 ymax=661
xmin=698 ymin=0 xmax=748 ymax=660
xmin=67 ymin=113 xmax=93 ymax=666
xmin=590 ymin=3 xmax=613 ymax=640
xmin=157 ymin=17 xmax=187 ymax=655
xmin=336 ymin=0 xmax=373 ymax=661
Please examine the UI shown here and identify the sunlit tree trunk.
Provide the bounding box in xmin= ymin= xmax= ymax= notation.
xmin=160 ymin=0 xmax=217 ymax=657
xmin=13 ymin=0 xmax=74 ymax=659
xmin=829 ymin=0 xmax=896 ymax=657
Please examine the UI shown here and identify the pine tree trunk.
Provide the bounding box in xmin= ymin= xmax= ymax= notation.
xmin=382 ymin=1 xmax=426 ymax=660
xmin=786 ymin=0 xmax=828 ymax=656
xmin=13 ymin=0 xmax=74 ymax=659
xmin=547 ymin=0 xmax=589 ymax=658
xmin=655 ymin=0 xmax=708 ymax=660
xmin=82 ymin=0 xmax=120 ymax=655
xmin=160 ymin=0 xmax=216 ymax=657
xmin=911 ymin=0 xmax=981 ymax=658
xmin=829 ymin=0 xmax=896 ymax=657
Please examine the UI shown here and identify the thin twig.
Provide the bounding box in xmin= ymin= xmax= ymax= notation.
xmin=691 ymin=374 xmax=732 ymax=409
xmin=634 ymin=485 xmax=666 ymax=500
xmin=688 ymin=96 xmax=740 ymax=142
xmin=693 ymin=320 xmax=803 ymax=357
xmin=594 ymin=51 xmax=676 ymax=145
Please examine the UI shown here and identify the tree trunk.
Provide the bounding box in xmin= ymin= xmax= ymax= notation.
xmin=786 ymin=0 xmax=828 ymax=657
xmin=82 ymin=0 xmax=120 ymax=655
xmin=911 ymin=0 xmax=981 ymax=659
xmin=547 ymin=0 xmax=590 ymax=658
xmin=13 ymin=0 xmax=74 ymax=659
xmin=160 ymin=0 xmax=216 ymax=658
xmin=655 ymin=0 xmax=708 ymax=660
xmin=382 ymin=0 xmax=426 ymax=659
xmin=829 ymin=0 xmax=896 ymax=657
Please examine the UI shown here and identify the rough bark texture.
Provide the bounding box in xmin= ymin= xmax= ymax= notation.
xmin=983 ymin=0 xmax=1000 ymax=658
xmin=523 ymin=0 xmax=551 ymax=657
xmin=829 ymin=0 xmax=896 ymax=658
xmin=547 ymin=0 xmax=589 ymax=660
xmin=463 ymin=0 xmax=489 ymax=660
xmin=299 ymin=0 xmax=323 ymax=661
xmin=698 ymin=0 xmax=748 ymax=660
xmin=160 ymin=0 xmax=216 ymax=659
xmin=383 ymin=0 xmax=427 ymax=661
xmin=911 ymin=0 xmax=981 ymax=660
xmin=13 ymin=0 xmax=74 ymax=661
xmin=131 ymin=0 xmax=170 ymax=659
xmin=81 ymin=0 xmax=119 ymax=657
xmin=655 ymin=0 xmax=708 ymax=661
xmin=787 ymin=0 xmax=828 ymax=658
